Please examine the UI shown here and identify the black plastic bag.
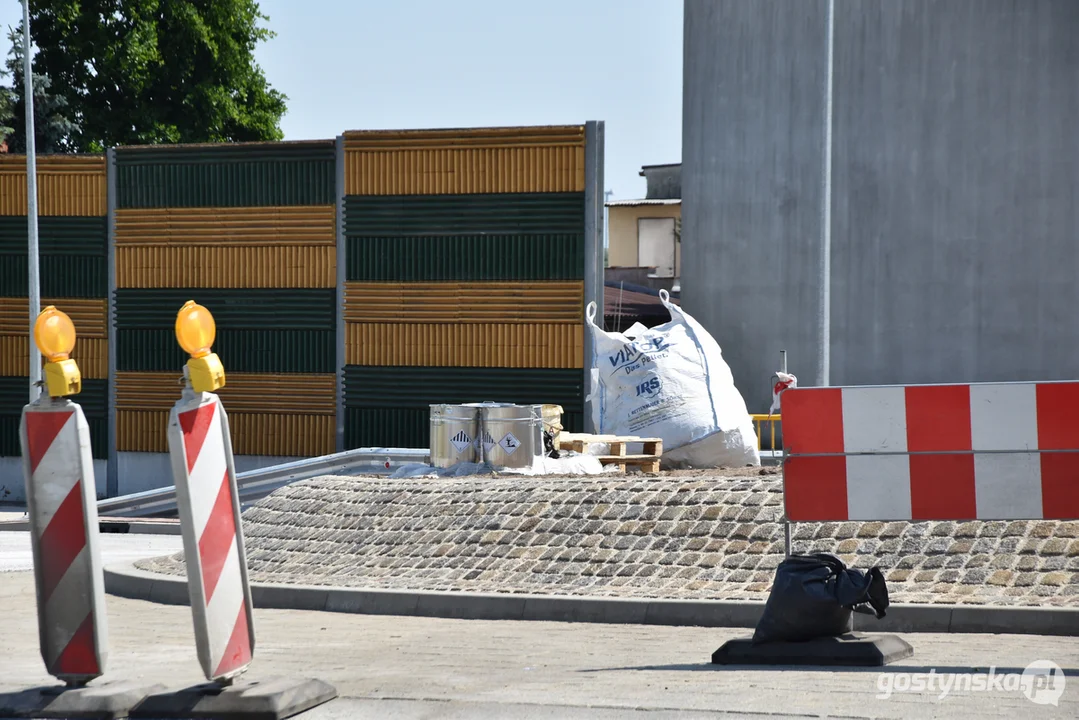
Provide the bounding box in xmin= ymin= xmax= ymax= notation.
xmin=543 ymin=430 xmax=561 ymax=458
xmin=752 ymin=553 xmax=890 ymax=644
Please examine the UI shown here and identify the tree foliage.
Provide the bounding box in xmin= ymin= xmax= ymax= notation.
xmin=0 ymin=60 xmax=12 ymax=146
xmin=2 ymin=0 xmax=287 ymax=152
xmin=3 ymin=26 xmax=80 ymax=153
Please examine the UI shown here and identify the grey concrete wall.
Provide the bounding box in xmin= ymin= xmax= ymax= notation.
xmin=0 ymin=459 xmax=108 ymax=503
xmin=683 ymin=0 xmax=1079 ymax=412
xmin=682 ymin=0 xmax=827 ymax=412
xmin=114 ymin=452 xmax=304 ymax=496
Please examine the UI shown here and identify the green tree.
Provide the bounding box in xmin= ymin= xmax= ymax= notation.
xmin=17 ymin=0 xmax=286 ymax=152
xmin=3 ymin=26 xmax=80 ymax=153
xmin=0 ymin=63 xmax=13 ymax=146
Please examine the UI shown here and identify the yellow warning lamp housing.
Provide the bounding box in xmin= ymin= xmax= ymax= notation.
xmin=175 ymin=301 xmax=226 ymax=393
xmin=33 ymin=306 xmax=82 ymax=397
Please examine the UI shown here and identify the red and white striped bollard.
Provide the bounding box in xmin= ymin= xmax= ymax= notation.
xmin=168 ymin=386 xmax=255 ymax=682
xmin=20 ymin=306 xmax=108 ymax=686
xmin=167 ymin=301 xmax=255 ymax=683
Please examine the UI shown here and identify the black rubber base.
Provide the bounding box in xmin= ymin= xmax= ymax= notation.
xmin=712 ymin=633 xmax=914 ymax=667
xmin=129 ymin=676 xmax=337 ymax=720
xmin=0 ymin=680 xmax=167 ymax=719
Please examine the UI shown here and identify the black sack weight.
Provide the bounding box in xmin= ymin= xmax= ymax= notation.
xmin=752 ymin=553 xmax=890 ymax=644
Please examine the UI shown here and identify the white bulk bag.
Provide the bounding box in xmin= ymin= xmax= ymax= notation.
xmin=585 ymin=290 xmax=760 ymax=468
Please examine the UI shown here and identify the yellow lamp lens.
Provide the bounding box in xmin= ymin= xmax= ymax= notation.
xmin=33 ymin=306 xmax=77 ymax=361
xmin=175 ymin=301 xmax=216 ymax=358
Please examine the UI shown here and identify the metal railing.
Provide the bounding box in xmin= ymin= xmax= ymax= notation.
xmin=96 ymin=447 xmax=430 ymax=519
xmin=750 ymin=414 xmax=782 ymax=452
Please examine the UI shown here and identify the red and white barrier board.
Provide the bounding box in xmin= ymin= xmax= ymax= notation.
xmin=781 ymin=382 xmax=1079 ymax=522
xmin=19 ymin=397 xmax=108 ymax=684
xmin=167 ymin=390 xmax=255 ymax=682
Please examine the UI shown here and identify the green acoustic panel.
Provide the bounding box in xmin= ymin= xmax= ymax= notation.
xmin=0 ymin=377 xmax=31 ymax=416
xmin=0 ymin=413 xmax=107 ymax=459
xmin=343 ymin=366 xmax=584 ymax=411
xmin=0 ymin=377 xmax=107 ymax=417
xmin=116 ymin=142 xmax=336 ymax=208
xmin=0 ymin=377 xmax=108 ymax=459
xmin=114 ymin=287 xmax=337 ymax=370
xmin=113 ymin=288 xmax=335 ymax=329
xmin=346 ymin=234 xmax=584 ymax=282
xmin=0 ymin=413 xmax=17 ymax=460
xmin=0 ymin=216 xmax=109 ymax=297
xmin=0 ymin=216 xmax=108 ymax=255
xmin=344 ymin=407 xmax=583 ymax=451
xmin=343 ymin=193 xmax=585 ymax=236
xmin=0 ymin=254 xmax=108 ymax=297
xmin=116 ymin=329 xmax=335 ymax=373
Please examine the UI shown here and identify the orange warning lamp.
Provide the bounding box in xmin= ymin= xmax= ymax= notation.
xmin=175 ymin=301 xmax=225 ymax=393
xmin=33 ymin=306 xmax=81 ymax=397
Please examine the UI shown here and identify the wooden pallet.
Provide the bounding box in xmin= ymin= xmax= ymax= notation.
xmin=558 ymin=433 xmax=663 ymax=473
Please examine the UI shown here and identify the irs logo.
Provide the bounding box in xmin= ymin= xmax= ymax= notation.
xmin=635 ymin=377 xmax=661 ymax=399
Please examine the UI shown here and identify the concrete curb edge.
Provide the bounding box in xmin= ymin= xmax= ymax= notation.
xmin=0 ymin=519 xmax=182 ymax=535
xmin=104 ymin=562 xmax=1079 ymax=636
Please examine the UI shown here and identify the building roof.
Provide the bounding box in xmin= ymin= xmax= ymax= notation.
xmin=639 ymin=163 xmax=681 ymax=174
xmin=604 ymin=282 xmax=679 ymax=318
xmin=604 ymin=198 xmax=681 ymax=208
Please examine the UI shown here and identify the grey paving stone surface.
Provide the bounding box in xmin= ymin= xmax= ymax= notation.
xmin=135 ymin=470 xmax=1079 ymax=606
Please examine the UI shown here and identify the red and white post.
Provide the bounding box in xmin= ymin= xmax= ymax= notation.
xmin=19 ymin=306 xmax=108 ymax=687
xmin=20 ymin=391 xmax=108 ymax=685
xmin=168 ymin=381 xmax=256 ymax=683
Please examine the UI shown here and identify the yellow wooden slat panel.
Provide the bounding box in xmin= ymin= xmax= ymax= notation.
xmin=116 ymin=410 xmax=170 ymax=453
xmin=115 ymin=372 xmax=336 ymax=414
xmin=342 ymin=125 xmax=585 ymax=149
xmin=343 ymin=125 xmax=585 ymax=195
xmin=229 ymin=413 xmax=335 ymax=457
xmin=345 ymin=323 xmax=583 ymax=369
xmin=116 ymin=409 xmax=334 ymax=456
xmin=116 ymin=245 xmax=336 ymax=288
xmin=0 ymin=336 xmax=107 ymax=379
xmin=345 ymin=146 xmax=585 ymax=195
xmin=343 ymin=282 xmax=584 ymax=324
xmin=0 ymin=297 xmax=108 ymax=337
xmin=0 ymin=156 xmax=106 ymax=216
xmin=114 ymin=206 xmax=335 ymax=246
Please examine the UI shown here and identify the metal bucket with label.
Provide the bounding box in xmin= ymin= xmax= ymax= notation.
xmin=476 ymin=402 xmax=544 ymax=469
xmin=429 ymin=404 xmax=480 ymax=468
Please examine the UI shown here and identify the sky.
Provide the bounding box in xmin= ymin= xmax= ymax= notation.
xmin=0 ymin=0 xmax=684 ymax=200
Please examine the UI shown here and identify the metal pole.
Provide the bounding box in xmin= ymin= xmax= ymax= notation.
xmin=817 ymin=0 xmax=835 ymax=389
xmin=22 ymin=0 xmax=41 ymax=402
xmin=603 ymin=189 xmax=613 ymax=257
xmin=334 ymin=136 xmax=346 ymax=453
xmin=781 ymin=349 xmax=791 ymax=557
xmin=105 ymin=149 xmax=118 ymax=497
xmin=583 ymin=121 xmax=605 ymax=433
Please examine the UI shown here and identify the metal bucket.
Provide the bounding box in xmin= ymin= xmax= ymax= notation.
xmin=429 ymin=404 xmax=480 ymax=468
xmin=475 ymin=402 xmax=544 ymax=469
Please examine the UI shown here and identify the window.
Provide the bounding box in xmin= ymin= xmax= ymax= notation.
xmin=637 ymin=217 xmax=677 ymax=278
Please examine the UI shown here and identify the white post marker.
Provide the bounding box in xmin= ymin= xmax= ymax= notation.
xmin=167 ymin=301 xmax=255 ymax=683
xmin=20 ymin=306 xmax=107 ymax=686
xmin=101 ymin=306 xmax=334 ymax=720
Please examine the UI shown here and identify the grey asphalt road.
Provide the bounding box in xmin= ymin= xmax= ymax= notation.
xmin=2 ymin=534 xmax=1078 ymax=719
xmin=0 ymin=529 xmax=182 ymax=573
